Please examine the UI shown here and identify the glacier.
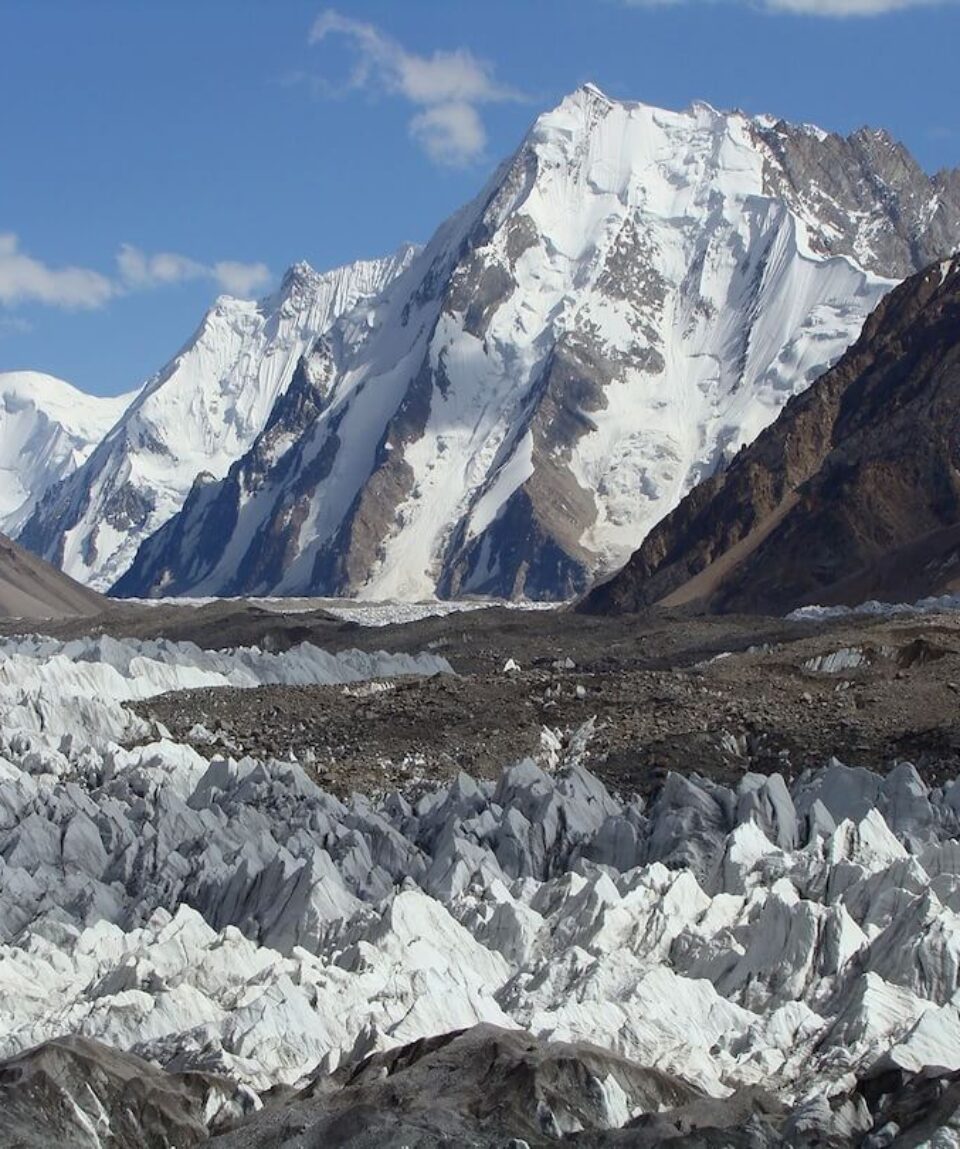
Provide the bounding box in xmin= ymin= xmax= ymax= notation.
xmin=0 ymin=630 xmax=960 ymax=1142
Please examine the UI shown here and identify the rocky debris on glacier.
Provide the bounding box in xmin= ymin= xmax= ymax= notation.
xmin=131 ymin=607 xmax=960 ymax=796
xmin=7 ymin=1027 xmax=960 ymax=1146
xmin=0 ymin=632 xmax=451 ymax=747
xmin=210 ymin=1024 xmax=701 ymax=1148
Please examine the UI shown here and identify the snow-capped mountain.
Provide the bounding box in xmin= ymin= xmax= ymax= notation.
xmin=0 ymin=372 xmax=133 ymax=536
xmin=18 ymin=248 xmax=417 ymax=590
xmin=114 ymin=85 xmax=960 ymax=602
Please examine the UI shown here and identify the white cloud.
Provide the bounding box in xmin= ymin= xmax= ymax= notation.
xmin=624 ymin=0 xmax=954 ymax=12
xmin=211 ymin=260 xmax=273 ymax=296
xmin=116 ymin=245 xmax=208 ymax=288
xmin=0 ymin=234 xmax=115 ymax=310
xmin=117 ymin=244 xmax=272 ymax=296
xmin=0 ymin=235 xmax=273 ymax=313
xmin=309 ymin=10 xmax=521 ymax=167
xmin=765 ymin=0 xmax=952 ymax=12
xmin=409 ymin=102 xmax=488 ymax=168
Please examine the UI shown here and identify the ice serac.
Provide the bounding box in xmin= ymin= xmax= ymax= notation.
xmin=581 ymin=254 xmax=960 ymax=615
xmin=17 ymin=249 xmax=416 ymax=591
xmin=113 ymin=86 xmax=960 ymax=603
xmin=0 ymin=372 xmax=134 ymax=536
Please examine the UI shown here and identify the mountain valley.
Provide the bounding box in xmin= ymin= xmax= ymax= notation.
xmin=3 ymin=71 xmax=960 ymax=1149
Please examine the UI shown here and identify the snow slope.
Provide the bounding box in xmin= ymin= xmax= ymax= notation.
xmin=0 ymin=372 xmax=134 ymax=535
xmin=18 ymin=250 xmax=417 ymax=590
xmin=116 ymin=85 xmax=960 ymax=603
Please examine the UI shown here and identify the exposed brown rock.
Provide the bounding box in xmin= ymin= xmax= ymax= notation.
xmin=0 ymin=533 xmax=105 ymax=619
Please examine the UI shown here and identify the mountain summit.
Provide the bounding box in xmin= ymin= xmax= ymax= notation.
xmin=27 ymin=88 xmax=960 ymax=601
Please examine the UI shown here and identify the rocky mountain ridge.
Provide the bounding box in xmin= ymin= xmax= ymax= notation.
xmin=18 ymin=248 xmax=417 ymax=591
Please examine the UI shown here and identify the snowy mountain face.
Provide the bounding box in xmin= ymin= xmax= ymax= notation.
xmin=114 ymin=86 xmax=960 ymax=602
xmin=17 ymin=249 xmax=417 ymax=591
xmin=583 ymin=256 xmax=960 ymax=616
xmin=0 ymin=372 xmax=133 ymax=536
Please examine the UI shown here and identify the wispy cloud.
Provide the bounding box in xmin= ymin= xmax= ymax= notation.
xmin=624 ymin=0 xmax=955 ymax=12
xmin=117 ymin=245 xmax=272 ymax=297
xmin=0 ymin=234 xmax=272 ymax=312
xmin=0 ymin=234 xmax=116 ymax=310
xmin=309 ymin=10 xmax=522 ymax=167
xmin=0 ymin=315 xmax=32 ymax=339
xmin=765 ymin=0 xmax=954 ymax=13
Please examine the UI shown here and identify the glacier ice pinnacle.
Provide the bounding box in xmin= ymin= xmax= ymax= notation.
xmin=1 ymin=628 xmax=960 ymax=1140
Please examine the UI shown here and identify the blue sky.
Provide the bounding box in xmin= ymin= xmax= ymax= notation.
xmin=1 ymin=0 xmax=958 ymax=396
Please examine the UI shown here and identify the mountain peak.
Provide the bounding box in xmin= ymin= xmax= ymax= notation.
xmin=575 ymin=81 xmax=614 ymax=104
xmin=280 ymin=261 xmax=321 ymax=292
xmin=21 ymin=91 xmax=960 ymax=603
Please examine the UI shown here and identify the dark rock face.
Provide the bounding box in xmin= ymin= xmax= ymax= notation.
xmin=440 ymin=333 xmax=610 ymax=600
xmin=754 ymin=121 xmax=960 ymax=279
xmin=0 ymin=1036 xmax=253 ymax=1148
xmin=582 ymin=256 xmax=960 ymax=616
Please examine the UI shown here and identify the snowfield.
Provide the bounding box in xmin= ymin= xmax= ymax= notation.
xmin=0 ymin=633 xmax=959 ymax=1142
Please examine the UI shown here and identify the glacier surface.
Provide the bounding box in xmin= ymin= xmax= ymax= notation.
xmin=0 ymin=631 xmax=959 ymax=1144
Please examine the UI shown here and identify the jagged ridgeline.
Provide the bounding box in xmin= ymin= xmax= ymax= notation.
xmin=20 ymin=86 xmax=960 ymax=600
